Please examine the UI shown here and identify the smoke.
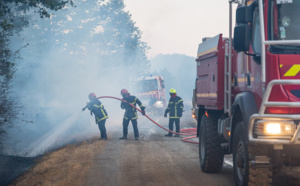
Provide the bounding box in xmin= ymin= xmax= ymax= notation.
xmin=3 ymin=0 xmax=148 ymax=156
xmin=150 ymin=54 xmax=197 ymax=126
xmin=150 ymin=54 xmax=196 ymax=101
xmin=25 ymin=111 xmax=84 ymax=157
xmin=2 ymin=1 xmax=197 ymax=157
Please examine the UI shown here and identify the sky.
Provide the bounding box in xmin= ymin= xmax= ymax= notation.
xmin=123 ymin=0 xmax=237 ymax=59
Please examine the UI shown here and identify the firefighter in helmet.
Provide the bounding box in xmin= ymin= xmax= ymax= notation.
xmin=119 ymin=89 xmax=145 ymax=140
xmin=83 ymin=93 xmax=109 ymax=140
xmin=164 ymin=88 xmax=184 ymax=137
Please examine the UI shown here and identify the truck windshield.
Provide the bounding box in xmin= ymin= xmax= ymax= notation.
xmin=269 ymin=0 xmax=300 ymax=53
xmin=134 ymin=79 xmax=158 ymax=92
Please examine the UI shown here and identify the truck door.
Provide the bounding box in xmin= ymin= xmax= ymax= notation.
xmin=247 ymin=5 xmax=262 ymax=97
xmin=233 ymin=52 xmax=248 ymax=92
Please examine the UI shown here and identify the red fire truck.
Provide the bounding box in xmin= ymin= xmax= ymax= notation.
xmin=193 ymin=0 xmax=300 ymax=185
xmin=133 ymin=75 xmax=167 ymax=115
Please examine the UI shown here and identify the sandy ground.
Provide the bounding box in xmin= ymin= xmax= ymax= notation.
xmin=7 ymin=117 xmax=236 ymax=186
xmin=9 ymin=139 xmax=103 ymax=186
xmin=3 ymin=116 xmax=300 ymax=186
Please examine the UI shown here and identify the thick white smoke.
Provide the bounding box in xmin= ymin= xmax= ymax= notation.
xmin=3 ymin=0 xmax=148 ymax=156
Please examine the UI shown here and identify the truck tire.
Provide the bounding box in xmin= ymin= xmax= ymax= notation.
xmin=199 ymin=114 xmax=224 ymax=173
xmin=233 ymin=122 xmax=272 ymax=186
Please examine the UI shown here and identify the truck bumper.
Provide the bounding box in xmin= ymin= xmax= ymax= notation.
xmin=248 ymin=80 xmax=300 ymax=145
xmin=249 ymin=114 xmax=300 ymax=144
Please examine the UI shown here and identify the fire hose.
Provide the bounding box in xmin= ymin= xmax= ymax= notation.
xmin=96 ymin=96 xmax=199 ymax=144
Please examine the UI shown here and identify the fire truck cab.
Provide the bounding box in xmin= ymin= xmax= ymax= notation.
xmin=193 ymin=0 xmax=300 ymax=185
xmin=132 ymin=75 xmax=167 ymax=115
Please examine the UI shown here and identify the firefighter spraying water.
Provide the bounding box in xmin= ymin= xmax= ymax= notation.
xmin=82 ymin=93 xmax=108 ymax=140
xmin=82 ymin=94 xmax=197 ymax=143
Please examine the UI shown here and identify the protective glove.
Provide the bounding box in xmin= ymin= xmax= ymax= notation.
xmin=178 ymin=112 xmax=182 ymax=117
xmin=164 ymin=112 xmax=167 ymax=118
xmin=141 ymin=107 xmax=146 ymax=115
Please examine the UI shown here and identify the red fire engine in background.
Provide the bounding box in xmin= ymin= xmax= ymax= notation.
xmin=133 ymin=75 xmax=167 ymax=115
xmin=192 ymin=0 xmax=300 ymax=185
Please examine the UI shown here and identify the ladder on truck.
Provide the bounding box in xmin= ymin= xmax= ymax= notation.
xmin=224 ymin=0 xmax=238 ymax=116
xmin=224 ymin=41 xmax=231 ymax=116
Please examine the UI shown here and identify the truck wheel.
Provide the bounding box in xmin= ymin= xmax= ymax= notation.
xmin=199 ymin=114 xmax=224 ymax=173
xmin=233 ymin=122 xmax=272 ymax=186
xmin=233 ymin=123 xmax=249 ymax=186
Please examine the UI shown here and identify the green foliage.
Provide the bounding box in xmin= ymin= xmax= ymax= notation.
xmin=0 ymin=0 xmax=150 ymax=152
xmin=0 ymin=0 xmax=73 ymax=150
xmin=97 ymin=0 xmax=149 ymax=72
xmin=1 ymin=0 xmax=73 ymax=17
xmin=25 ymin=0 xmax=149 ymax=70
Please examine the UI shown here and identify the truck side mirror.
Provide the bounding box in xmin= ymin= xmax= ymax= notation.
xmin=162 ymin=84 xmax=165 ymax=89
xmin=234 ymin=24 xmax=250 ymax=52
xmin=236 ymin=6 xmax=252 ymax=24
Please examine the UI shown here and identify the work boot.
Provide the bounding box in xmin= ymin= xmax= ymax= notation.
xmin=135 ymin=137 xmax=139 ymax=140
xmin=174 ymin=134 xmax=180 ymax=137
xmin=99 ymin=137 xmax=107 ymax=140
xmin=119 ymin=136 xmax=127 ymax=140
xmin=165 ymin=134 xmax=172 ymax=137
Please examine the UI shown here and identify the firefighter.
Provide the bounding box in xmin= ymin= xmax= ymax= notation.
xmin=164 ymin=88 xmax=184 ymax=137
xmin=83 ymin=93 xmax=109 ymax=140
xmin=119 ymin=89 xmax=145 ymax=140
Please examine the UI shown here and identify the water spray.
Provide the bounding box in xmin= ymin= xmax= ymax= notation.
xmin=25 ymin=111 xmax=84 ymax=157
xmin=95 ymin=96 xmax=198 ymax=144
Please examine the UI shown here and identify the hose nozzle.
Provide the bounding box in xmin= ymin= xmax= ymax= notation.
xmin=82 ymin=105 xmax=88 ymax=111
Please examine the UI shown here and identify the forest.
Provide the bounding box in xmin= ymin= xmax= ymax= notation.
xmin=0 ymin=0 xmax=150 ymax=153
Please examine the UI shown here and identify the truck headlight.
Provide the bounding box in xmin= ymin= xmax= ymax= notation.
xmin=154 ymin=101 xmax=163 ymax=108
xmin=255 ymin=120 xmax=295 ymax=137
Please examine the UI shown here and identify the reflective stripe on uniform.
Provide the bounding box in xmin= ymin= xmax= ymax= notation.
xmin=94 ymin=104 xmax=108 ymax=122
xmin=174 ymin=99 xmax=183 ymax=118
xmin=124 ymin=112 xmax=138 ymax=120
xmin=97 ymin=115 xmax=108 ymax=122
xmin=124 ymin=97 xmax=140 ymax=119
xmin=130 ymin=98 xmax=137 ymax=111
xmin=132 ymin=112 xmax=138 ymax=120
xmin=93 ymin=104 xmax=104 ymax=109
xmin=101 ymin=109 xmax=108 ymax=118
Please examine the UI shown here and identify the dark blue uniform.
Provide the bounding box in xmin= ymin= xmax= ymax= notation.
xmin=88 ymin=99 xmax=108 ymax=139
xmin=121 ymin=95 xmax=144 ymax=138
xmin=165 ymin=95 xmax=184 ymax=136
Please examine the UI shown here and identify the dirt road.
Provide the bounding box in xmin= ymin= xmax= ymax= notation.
xmin=9 ymin=117 xmax=235 ymax=186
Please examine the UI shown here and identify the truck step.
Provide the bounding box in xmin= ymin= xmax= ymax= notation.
xmin=221 ymin=143 xmax=229 ymax=151
xmin=250 ymin=156 xmax=271 ymax=168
